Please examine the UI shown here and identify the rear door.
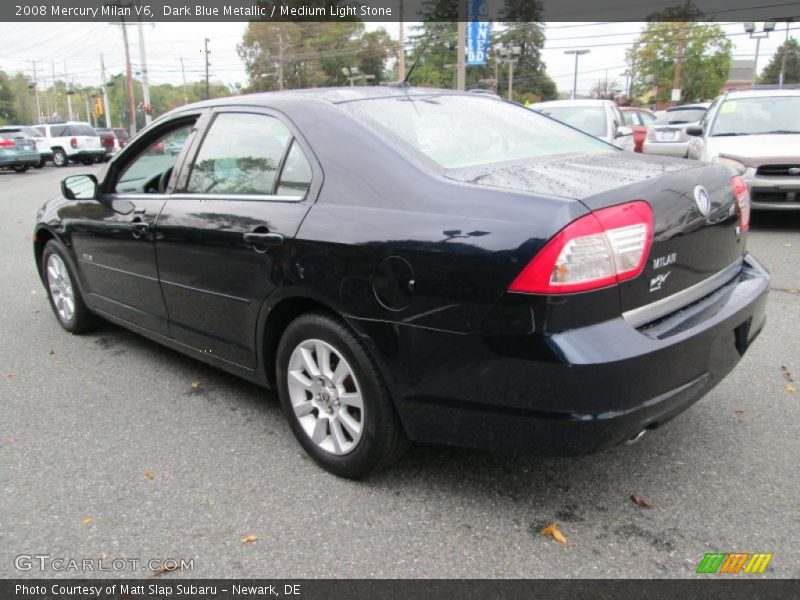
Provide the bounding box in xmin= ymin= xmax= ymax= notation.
xmin=155 ymin=108 xmax=319 ymax=368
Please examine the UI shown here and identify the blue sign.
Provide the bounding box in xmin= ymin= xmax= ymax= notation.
xmin=467 ymin=0 xmax=491 ymax=66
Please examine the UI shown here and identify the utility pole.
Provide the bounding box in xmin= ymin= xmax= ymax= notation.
xmin=496 ymin=45 xmax=521 ymax=100
xmin=51 ymin=61 xmax=58 ymax=120
xmin=456 ymin=21 xmax=466 ymax=91
xmin=397 ymin=2 xmax=405 ymax=80
xmin=100 ymin=54 xmax=111 ymax=127
xmin=342 ymin=67 xmax=374 ymax=86
xmin=204 ymin=38 xmax=210 ymax=99
xmin=65 ymin=63 xmax=74 ymax=121
xmin=137 ymin=22 xmax=151 ymax=125
xmin=180 ymin=56 xmax=188 ymax=104
xmin=111 ymin=17 xmax=138 ymax=135
xmin=671 ymin=23 xmax=690 ymax=105
xmin=564 ymin=49 xmax=590 ymax=100
xmin=278 ymin=33 xmax=284 ymax=90
xmin=28 ymin=60 xmax=42 ymax=123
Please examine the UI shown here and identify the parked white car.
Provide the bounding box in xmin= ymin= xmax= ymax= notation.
xmin=643 ymin=103 xmax=709 ymax=158
xmin=687 ymin=88 xmax=800 ymax=210
xmin=530 ymin=99 xmax=634 ymax=150
xmin=34 ymin=121 xmax=105 ymax=167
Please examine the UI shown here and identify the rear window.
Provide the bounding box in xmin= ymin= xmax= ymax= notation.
xmin=70 ymin=124 xmax=97 ymax=136
xmin=20 ymin=127 xmax=40 ymax=137
xmin=343 ymin=95 xmax=608 ymax=169
xmin=654 ymin=108 xmax=706 ymax=125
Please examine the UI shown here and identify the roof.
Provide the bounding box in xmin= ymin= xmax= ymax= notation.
xmin=723 ymin=88 xmax=800 ymax=99
xmin=532 ymin=99 xmax=610 ymax=108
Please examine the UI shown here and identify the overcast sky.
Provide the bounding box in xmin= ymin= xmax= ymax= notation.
xmin=0 ymin=21 xmax=795 ymax=96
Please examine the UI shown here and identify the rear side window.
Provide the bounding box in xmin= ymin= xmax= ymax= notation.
xmin=276 ymin=141 xmax=312 ymax=197
xmin=623 ymin=112 xmax=640 ymax=126
xmin=50 ymin=125 xmax=67 ymax=137
xmin=35 ymin=126 xmax=46 ymax=136
xmin=187 ymin=113 xmax=292 ymax=196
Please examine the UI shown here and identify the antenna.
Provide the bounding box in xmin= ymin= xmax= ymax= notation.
xmin=403 ymin=31 xmax=435 ymax=85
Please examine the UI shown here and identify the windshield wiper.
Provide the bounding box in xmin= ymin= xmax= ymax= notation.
xmin=711 ymin=132 xmax=750 ymax=136
xmin=757 ymin=130 xmax=800 ymax=135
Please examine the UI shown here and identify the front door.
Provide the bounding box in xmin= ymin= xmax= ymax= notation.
xmin=155 ymin=109 xmax=318 ymax=368
xmin=70 ymin=119 xmax=198 ymax=335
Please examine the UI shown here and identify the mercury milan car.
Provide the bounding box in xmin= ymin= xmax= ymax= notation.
xmin=531 ymin=99 xmax=635 ymax=150
xmin=687 ymin=88 xmax=800 ymax=210
xmin=33 ymin=88 xmax=768 ymax=478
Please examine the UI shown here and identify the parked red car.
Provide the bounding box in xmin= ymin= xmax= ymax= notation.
xmin=620 ymin=107 xmax=656 ymax=153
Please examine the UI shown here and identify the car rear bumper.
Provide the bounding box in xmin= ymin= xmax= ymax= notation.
xmin=355 ymin=254 xmax=769 ymax=455
xmin=71 ymin=149 xmax=106 ymax=159
xmin=642 ymin=140 xmax=690 ymax=158
xmin=0 ymin=150 xmax=40 ymax=167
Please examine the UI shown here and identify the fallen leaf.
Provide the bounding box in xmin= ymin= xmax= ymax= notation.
xmin=784 ymin=243 xmax=792 ymax=248
xmin=788 ymin=289 xmax=798 ymax=295
xmin=735 ymin=408 xmax=748 ymax=415
xmin=153 ymin=563 xmax=180 ymax=576
xmin=4 ymin=436 xmax=15 ymax=445
xmin=49 ymin=349 xmax=56 ymax=356
xmin=33 ymin=310 xmax=41 ymax=313
xmin=7 ymin=373 xmax=15 ymax=380
xmin=82 ymin=517 xmax=93 ymax=526
xmin=241 ymin=535 xmax=258 ymax=544
xmin=787 ymin=384 xmax=796 ymax=393
xmin=144 ymin=470 xmax=154 ymax=480
xmin=630 ymin=494 xmax=653 ymax=508
xmin=30 ymin=290 xmax=37 ymax=295
xmin=539 ymin=522 xmax=567 ymax=544
xmin=190 ymin=381 xmax=201 ymax=390
xmin=781 ymin=366 xmax=793 ymax=382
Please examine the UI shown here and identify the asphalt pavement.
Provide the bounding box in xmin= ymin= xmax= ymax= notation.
xmin=1 ymin=165 xmax=798 ymax=578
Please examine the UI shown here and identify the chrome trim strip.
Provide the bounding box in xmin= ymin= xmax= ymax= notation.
xmin=170 ymin=193 xmax=304 ymax=203
xmin=622 ymin=258 xmax=743 ymax=328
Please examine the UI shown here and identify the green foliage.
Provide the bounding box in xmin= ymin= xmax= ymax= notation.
xmin=0 ymin=68 xmax=17 ymax=124
xmin=759 ymin=38 xmax=800 ymax=85
xmin=629 ymin=19 xmax=732 ymax=104
xmin=238 ymin=22 xmax=395 ymax=91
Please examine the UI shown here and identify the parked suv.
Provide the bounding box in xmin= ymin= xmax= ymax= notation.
xmin=531 ymin=99 xmax=635 ymax=150
xmin=34 ymin=122 xmax=105 ymax=167
xmin=0 ymin=125 xmax=53 ymax=167
xmin=687 ymin=88 xmax=800 ymax=210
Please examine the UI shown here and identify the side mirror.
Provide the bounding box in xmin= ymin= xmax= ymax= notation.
xmin=686 ymin=125 xmax=704 ymax=136
xmin=61 ymin=174 xmax=98 ymax=200
xmin=615 ymin=126 xmax=633 ymax=138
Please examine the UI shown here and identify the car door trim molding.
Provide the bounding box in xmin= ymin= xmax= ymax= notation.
xmin=169 ymin=193 xmax=304 ymax=203
xmin=159 ymin=278 xmax=251 ymax=304
xmin=622 ymin=258 xmax=743 ymax=328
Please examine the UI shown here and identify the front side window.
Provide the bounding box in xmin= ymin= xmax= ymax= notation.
xmin=623 ymin=112 xmax=640 ymax=127
xmin=187 ymin=113 xmax=292 ymax=195
xmin=345 ymin=96 xmax=609 ymax=169
xmin=114 ymin=123 xmax=194 ymax=194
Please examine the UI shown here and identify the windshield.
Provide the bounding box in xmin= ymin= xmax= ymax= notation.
xmin=344 ymin=95 xmax=609 ymax=169
xmin=654 ymin=108 xmax=706 ymax=125
xmin=534 ymin=106 xmax=607 ymax=138
xmin=711 ymin=95 xmax=800 ymax=136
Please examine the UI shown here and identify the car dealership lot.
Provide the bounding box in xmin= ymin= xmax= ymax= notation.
xmin=1 ymin=166 xmax=798 ymax=578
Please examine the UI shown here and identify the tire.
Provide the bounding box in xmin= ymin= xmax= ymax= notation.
xmin=276 ymin=312 xmax=409 ymax=479
xmin=52 ymin=148 xmax=68 ymax=167
xmin=35 ymin=157 xmax=46 ymax=169
xmin=12 ymin=165 xmax=29 ymax=173
xmin=42 ymin=241 xmax=101 ymax=334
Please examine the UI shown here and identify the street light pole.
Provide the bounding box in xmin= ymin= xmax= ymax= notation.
xmin=744 ymin=21 xmax=776 ymax=84
xmin=564 ymin=49 xmax=590 ymax=100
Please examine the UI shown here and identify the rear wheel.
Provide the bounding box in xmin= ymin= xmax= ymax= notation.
xmin=276 ymin=312 xmax=409 ymax=478
xmin=42 ymin=241 xmax=100 ymax=334
xmin=52 ymin=149 xmax=67 ymax=167
xmin=12 ymin=165 xmax=29 ymax=173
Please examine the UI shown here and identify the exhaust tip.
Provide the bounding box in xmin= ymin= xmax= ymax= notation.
xmin=626 ymin=429 xmax=648 ymax=445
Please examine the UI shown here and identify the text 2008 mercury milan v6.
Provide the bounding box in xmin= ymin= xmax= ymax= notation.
xmin=33 ymin=88 xmax=769 ymax=478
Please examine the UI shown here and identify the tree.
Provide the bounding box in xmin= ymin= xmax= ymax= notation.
xmin=759 ymin=38 xmax=800 ymax=85
xmin=0 ymin=68 xmax=16 ymax=124
xmin=592 ymin=78 xmax=622 ymax=100
xmin=628 ymin=16 xmax=731 ymax=104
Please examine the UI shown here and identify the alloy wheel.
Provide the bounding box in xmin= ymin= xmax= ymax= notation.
xmin=286 ymin=339 xmax=364 ymax=456
xmin=46 ymin=254 xmax=75 ymax=323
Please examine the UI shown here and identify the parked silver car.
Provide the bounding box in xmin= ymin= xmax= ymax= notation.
xmin=642 ymin=103 xmax=709 ymax=158
xmin=687 ymin=88 xmax=800 ymax=210
xmin=530 ymin=99 xmax=634 ymax=150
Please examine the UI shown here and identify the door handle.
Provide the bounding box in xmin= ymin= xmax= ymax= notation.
xmin=243 ymin=232 xmax=284 ymax=246
xmin=129 ymin=221 xmax=150 ymax=232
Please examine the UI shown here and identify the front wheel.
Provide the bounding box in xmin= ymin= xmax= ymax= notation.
xmin=276 ymin=312 xmax=409 ymax=479
xmin=52 ymin=149 xmax=68 ymax=167
xmin=42 ymin=241 xmax=100 ymax=334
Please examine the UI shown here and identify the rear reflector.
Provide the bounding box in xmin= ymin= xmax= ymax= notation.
xmin=732 ymin=175 xmax=750 ymax=233
xmin=509 ymin=201 xmax=653 ymax=294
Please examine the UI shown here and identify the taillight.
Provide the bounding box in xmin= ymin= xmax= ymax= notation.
xmin=0 ymin=137 xmax=15 ymax=148
xmin=509 ymin=201 xmax=653 ymax=294
xmin=70 ymin=137 xmax=78 ymax=148
xmin=732 ymin=175 xmax=750 ymax=233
